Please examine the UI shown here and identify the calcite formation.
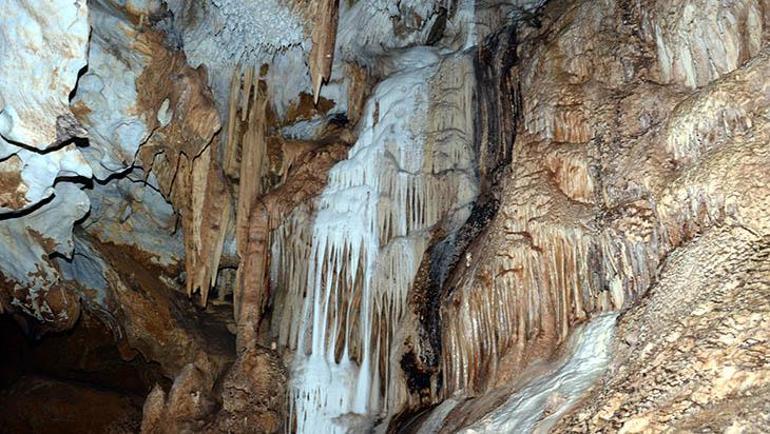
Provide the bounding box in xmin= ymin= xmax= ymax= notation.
xmin=404 ymin=0 xmax=770 ymax=431
xmin=434 ymin=0 xmax=770 ymax=403
xmin=0 ymin=0 xmax=769 ymax=433
xmin=271 ymin=47 xmax=477 ymax=432
xmin=309 ymin=0 xmax=340 ymax=102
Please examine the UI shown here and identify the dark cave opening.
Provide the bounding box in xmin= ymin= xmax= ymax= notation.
xmin=0 ymin=311 xmax=168 ymax=433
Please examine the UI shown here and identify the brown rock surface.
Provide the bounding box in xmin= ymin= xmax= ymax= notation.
xmin=212 ymin=347 xmax=288 ymax=433
xmin=140 ymin=347 xmax=288 ymax=434
xmin=94 ymin=238 xmax=235 ymax=379
xmin=0 ymin=376 xmax=143 ymax=434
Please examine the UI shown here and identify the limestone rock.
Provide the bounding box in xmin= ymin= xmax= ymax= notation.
xmin=0 ymin=0 xmax=89 ymax=150
xmin=429 ymin=1 xmax=770 ymax=430
xmin=554 ymin=226 xmax=770 ymax=432
xmin=0 ymin=145 xmax=92 ymax=214
xmin=646 ymin=0 xmax=768 ymax=88
xmin=0 ymin=184 xmax=90 ymax=332
xmin=83 ymin=172 xmax=183 ymax=269
xmin=0 ymin=0 xmax=94 ymax=332
xmin=0 ymin=0 xmax=92 ymax=214
xmin=213 ymin=347 xmax=288 ymax=433
xmin=1 ymin=0 xmax=769 ymax=432
xmin=141 ymin=348 xmax=287 ymax=434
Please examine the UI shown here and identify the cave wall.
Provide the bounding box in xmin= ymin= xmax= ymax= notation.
xmin=437 ymin=0 xmax=769 ymax=397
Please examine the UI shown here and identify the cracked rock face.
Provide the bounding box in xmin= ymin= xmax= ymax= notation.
xmin=0 ymin=1 xmax=92 ymax=235
xmin=0 ymin=0 xmax=89 ymax=151
xmin=0 ymin=0 xmax=769 ymax=433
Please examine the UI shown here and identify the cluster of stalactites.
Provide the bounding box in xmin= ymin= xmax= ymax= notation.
xmin=182 ymin=0 xmax=343 ymax=314
xmin=183 ymin=65 xmax=270 ymax=328
xmin=271 ymin=51 xmax=478 ymax=431
xmin=440 ymin=222 xmax=660 ymax=397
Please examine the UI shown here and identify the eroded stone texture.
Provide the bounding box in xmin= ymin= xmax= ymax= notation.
xmin=554 ymin=227 xmax=770 ymax=432
xmin=646 ymin=0 xmax=768 ymax=88
xmin=83 ymin=172 xmax=183 ymax=269
xmin=140 ymin=347 xmax=287 ymax=434
xmin=73 ymin=2 xmax=147 ymax=179
xmin=211 ymin=347 xmax=288 ymax=433
xmin=86 ymin=237 xmax=234 ymax=378
xmin=0 ymin=146 xmax=92 ymax=215
xmin=167 ymin=0 xmax=306 ymax=69
xmin=0 ymin=1 xmax=93 ymax=308
xmin=70 ymin=0 xmax=224 ymax=284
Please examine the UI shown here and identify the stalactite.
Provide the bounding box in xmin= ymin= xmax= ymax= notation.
xmin=234 ymin=69 xmax=270 ymax=258
xmin=206 ymin=171 xmax=234 ymax=289
xmin=202 ymin=58 xmax=356 ymax=353
xmin=130 ymin=30 xmax=224 ymax=305
xmin=233 ymin=69 xmax=270 ymax=333
xmin=309 ymin=0 xmax=341 ymax=103
xmin=224 ymin=67 xmax=243 ymax=180
xmin=344 ymin=62 xmax=371 ymax=127
xmin=182 ymin=66 xmax=268 ymax=306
